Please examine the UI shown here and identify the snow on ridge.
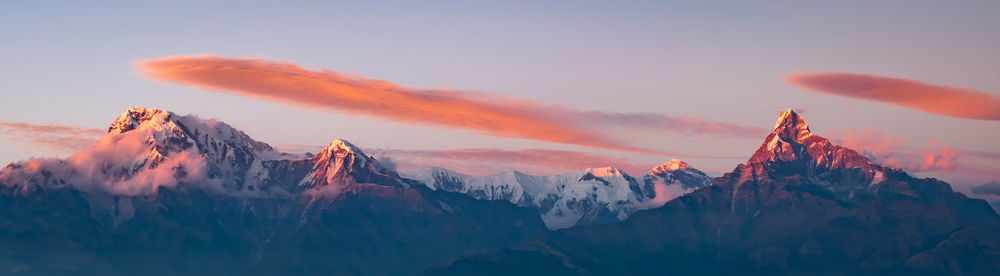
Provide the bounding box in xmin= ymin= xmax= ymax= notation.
xmin=402 ymin=165 xmax=711 ymax=230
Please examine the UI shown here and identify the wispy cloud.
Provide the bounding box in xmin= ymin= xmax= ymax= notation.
xmin=0 ymin=121 xmax=104 ymax=155
xmin=786 ymin=72 xmax=1000 ymax=120
xmin=137 ymin=55 xmax=767 ymax=156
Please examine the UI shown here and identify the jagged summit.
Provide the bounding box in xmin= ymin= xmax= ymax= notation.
xmin=749 ymin=108 xmax=832 ymax=164
xmin=771 ymin=108 xmax=813 ymax=142
xmin=643 ymin=159 xmax=712 ymax=191
xmin=106 ymin=106 xmax=277 ymax=156
xmin=311 ymin=139 xmax=376 ymax=171
xmin=300 ymin=139 xmax=401 ymax=189
xmin=317 ymin=139 xmax=368 ymax=161
xmin=740 ymin=108 xmax=882 ymax=190
xmin=108 ymin=106 xmax=170 ymax=134
xmin=649 ymin=159 xmax=691 ymax=175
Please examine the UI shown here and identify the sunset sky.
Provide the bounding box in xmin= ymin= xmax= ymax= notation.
xmin=1 ymin=1 xmax=998 ymax=194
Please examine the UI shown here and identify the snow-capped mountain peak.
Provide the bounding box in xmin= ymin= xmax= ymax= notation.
xmin=315 ymin=139 xmax=371 ymax=167
xmin=749 ymin=108 xmax=876 ymax=168
xmin=749 ymin=108 xmax=823 ymax=164
xmin=649 ymin=159 xmax=691 ymax=175
xmin=584 ymin=166 xmax=627 ymax=177
xmin=298 ymin=139 xmax=403 ymax=190
xmin=772 ymin=108 xmax=813 ymax=142
xmin=1 ymin=106 xmax=279 ymax=195
xmin=105 ymin=106 xmax=277 ymax=157
xmin=108 ymin=106 xmax=167 ymax=134
xmin=740 ymin=109 xmax=883 ymax=195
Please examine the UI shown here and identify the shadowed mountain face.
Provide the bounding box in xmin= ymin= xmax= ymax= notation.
xmin=424 ymin=109 xmax=1000 ymax=275
xmin=0 ymin=107 xmax=546 ymax=275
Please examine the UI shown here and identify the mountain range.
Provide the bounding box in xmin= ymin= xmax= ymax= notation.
xmin=1 ymin=107 xmax=997 ymax=275
xmin=424 ymin=109 xmax=1000 ymax=275
xmin=0 ymin=107 xmax=547 ymax=275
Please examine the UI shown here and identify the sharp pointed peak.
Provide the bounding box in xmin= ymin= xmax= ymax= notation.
xmin=774 ymin=108 xmax=807 ymax=130
xmin=326 ymin=139 xmax=356 ymax=148
xmin=649 ymin=159 xmax=691 ymax=174
xmin=300 ymin=139 xmax=399 ymax=189
xmin=322 ymin=139 xmax=362 ymax=152
xmin=770 ymin=108 xmax=813 ymax=142
xmin=746 ymin=108 xmax=881 ymax=175
xmin=316 ymin=139 xmax=373 ymax=162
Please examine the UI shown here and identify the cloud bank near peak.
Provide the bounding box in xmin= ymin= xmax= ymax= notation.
xmin=829 ymin=128 xmax=958 ymax=172
xmin=137 ymin=55 xmax=768 ymax=156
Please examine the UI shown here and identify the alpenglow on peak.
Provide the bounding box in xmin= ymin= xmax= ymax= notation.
xmin=649 ymin=159 xmax=691 ymax=175
xmin=772 ymin=108 xmax=813 ymax=141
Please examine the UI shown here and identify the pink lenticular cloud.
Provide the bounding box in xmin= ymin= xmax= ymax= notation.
xmin=0 ymin=121 xmax=105 ymax=154
xmin=786 ymin=72 xmax=1000 ymax=120
xmin=136 ymin=55 xmax=767 ymax=156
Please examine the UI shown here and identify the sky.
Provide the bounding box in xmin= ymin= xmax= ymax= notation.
xmin=1 ymin=1 xmax=998 ymax=197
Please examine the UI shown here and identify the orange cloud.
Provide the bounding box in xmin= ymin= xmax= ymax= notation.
xmin=920 ymin=146 xmax=957 ymax=171
xmin=0 ymin=121 xmax=104 ymax=154
xmin=834 ymin=128 xmax=903 ymax=159
xmin=786 ymin=72 xmax=1000 ymax=120
xmin=137 ymin=55 xmax=767 ymax=156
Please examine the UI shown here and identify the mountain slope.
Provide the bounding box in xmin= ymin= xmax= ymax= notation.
xmin=405 ymin=161 xmax=711 ymax=229
xmin=425 ymin=109 xmax=1000 ymax=275
xmin=0 ymin=107 xmax=547 ymax=275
